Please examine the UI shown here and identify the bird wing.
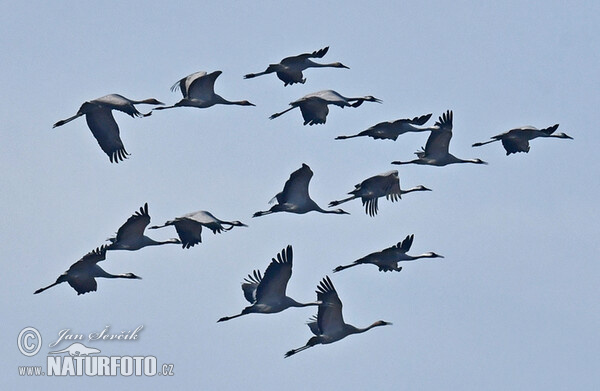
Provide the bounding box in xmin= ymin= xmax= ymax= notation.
xmin=79 ymin=245 xmax=108 ymax=265
xmin=277 ymin=164 xmax=313 ymax=204
xmin=114 ymin=203 xmax=151 ymax=242
xmin=423 ymin=110 xmax=453 ymax=157
xmin=67 ymin=274 xmax=97 ymax=295
xmin=173 ymin=219 xmax=202 ymax=249
xmin=306 ymin=315 xmax=320 ymax=336
xmin=281 ymin=47 xmax=329 ymax=65
xmin=316 ymin=276 xmax=345 ymax=335
xmin=171 ymin=71 xmax=208 ymax=97
xmin=407 ymin=113 xmax=433 ymax=126
xmin=397 ymin=234 xmax=414 ymax=253
xmin=299 ymin=100 xmax=330 ymax=125
xmin=305 ymin=90 xmax=349 ymax=107
xmin=241 ymin=270 xmax=262 ymax=303
xmin=539 ymin=123 xmax=560 ymax=135
xmin=501 ymin=133 xmax=530 ymax=154
xmin=85 ymin=108 xmax=129 ymax=163
xmin=187 ymin=71 xmax=222 ymax=101
xmin=256 ymin=246 xmax=293 ymax=302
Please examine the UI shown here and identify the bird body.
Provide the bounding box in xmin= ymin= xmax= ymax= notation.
xmin=269 ymin=90 xmax=382 ymax=125
xmin=329 ymin=170 xmax=431 ymax=216
xmin=472 ymin=124 xmax=572 ymax=155
xmin=392 ymin=110 xmax=487 ymax=166
xmin=253 ymin=164 xmax=349 ymax=217
xmin=53 ymin=94 xmax=164 ymax=163
xmin=244 ymin=47 xmax=349 ymax=86
xmin=154 ymin=70 xmax=254 ymax=110
xmin=217 ymin=246 xmax=319 ymax=322
xmin=34 ymin=246 xmax=141 ymax=295
xmin=333 ymin=234 xmax=443 ymax=273
xmin=107 ymin=203 xmax=180 ymax=251
xmin=150 ymin=210 xmax=247 ymax=249
xmin=284 ymin=276 xmax=391 ymax=357
xmin=336 ymin=113 xmax=434 ymax=141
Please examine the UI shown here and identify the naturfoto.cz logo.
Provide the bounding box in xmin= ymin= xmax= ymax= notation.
xmin=17 ymin=326 xmax=175 ymax=377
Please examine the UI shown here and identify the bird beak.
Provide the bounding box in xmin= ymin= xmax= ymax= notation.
xmin=373 ymin=98 xmax=383 ymax=103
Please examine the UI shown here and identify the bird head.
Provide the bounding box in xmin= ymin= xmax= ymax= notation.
xmin=365 ymin=96 xmax=383 ymax=103
xmin=416 ymin=185 xmax=432 ymax=191
xmin=473 ymin=158 xmax=488 ymax=165
xmin=142 ymin=98 xmax=165 ymax=105
xmin=125 ymin=273 xmax=142 ymax=279
xmin=556 ymin=133 xmax=573 ymax=139
xmin=334 ymin=62 xmax=350 ymax=69
xmin=238 ymin=100 xmax=256 ymax=106
xmin=426 ymin=252 xmax=444 ymax=259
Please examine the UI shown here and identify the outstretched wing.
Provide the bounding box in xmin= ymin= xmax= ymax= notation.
xmin=316 ymin=276 xmax=345 ymax=335
xmin=281 ymin=47 xmax=329 ymax=65
xmin=85 ymin=108 xmax=129 ymax=163
xmin=173 ymin=219 xmax=202 ymax=249
xmin=241 ymin=270 xmax=262 ymax=304
xmin=423 ymin=111 xmax=453 ymax=157
xmin=397 ymin=234 xmax=414 ymax=253
xmin=256 ymin=246 xmax=293 ymax=302
xmin=187 ymin=71 xmax=222 ymax=101
xmin=114 ymin=203 xmax=150 ymax=242
xmin=79 ymin=245 xmax=108 ymax=264
xmin=277 ymin=164 xmax=313 ymax=204
xmin=171 ymin=71 xmax=208 ymax=97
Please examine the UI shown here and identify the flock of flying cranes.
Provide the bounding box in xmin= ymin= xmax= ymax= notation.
xmin=37 ymin=46 xmax=573 ymax=357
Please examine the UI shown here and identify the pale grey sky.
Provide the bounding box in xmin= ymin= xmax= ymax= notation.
xmin=2 ymin=1 xmax=599 ymax=390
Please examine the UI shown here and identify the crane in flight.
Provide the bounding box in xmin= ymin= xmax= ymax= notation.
xmin=472 ymin=124 xmax=572 ymax=155
xmin=333 ymin=234 xmax=443 ymax=273
xmin=53 ymin=94 xmax=164 ymax=163
xmin=284 ymin=276 xmax=391 ymax=357
xmin=150 ymin=210 xmax=247 ymax=249
xmin=244 ymin=46 xmax=349 ymax=86
xmin=269 ymin=90 xmax=382 ymax=125
xmin=34 ymin=245 xmax=141 ymax=295
xmin=391 ymin=110 xmax=487 ymax=166
xmin=106 ymin=203 xmax=180 ymax=251
xmin=329 ymin=170 xmax=431 ymax=216
xmin=335 ymin=113 xmax=433 ymax=141
xmin=253 ymin=164 xmax=349 ymax=217
xmin=154 ymin=71 xmax=255 ymax=110
xmin=217 ymin=245 xmax=319 ymax=322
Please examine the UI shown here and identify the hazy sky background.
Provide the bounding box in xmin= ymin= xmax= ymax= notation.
xmin=2 ymin=1 xmax=599 ymax=389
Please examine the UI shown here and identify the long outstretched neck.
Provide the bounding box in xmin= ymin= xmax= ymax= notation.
xmin=401 ymin=186 xmax=431 ymax=194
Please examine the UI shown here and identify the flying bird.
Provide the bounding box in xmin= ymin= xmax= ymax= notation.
xmin=53 ymin=94 xmax=164 ymax=163
xmin=269 ymin=90 xmax=382 ymax=125
xmin=244 ymin=46 xmax=349 ymax=86
xmin=333 ymin=234 xmax=444 ymax=273
xmin=253 ymin=164 xmax=349 ymax=217
xmin=472 ymin=124 xmax=573 ymax=155
xmin=153 ymin=71 xmax=255 ymax=110
xmin=106 ymin=203 xmax=180 ymax=251
xmin=284 ymin=276 xmax=391 ymax=358
xmin=34 ymin=245 xmax=141 ymax=295
xmin=217 ymin=245 xmax=320 ymax=322
xmin=336 ymin=113 xmax=433 ymax=141
xmin=391 ymin=110 xmax=488 ymax=166
xmin=329 ymin=170 xmax=431 ymax=216
xmin=149 ymin=210 xmax=248 ymax=249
